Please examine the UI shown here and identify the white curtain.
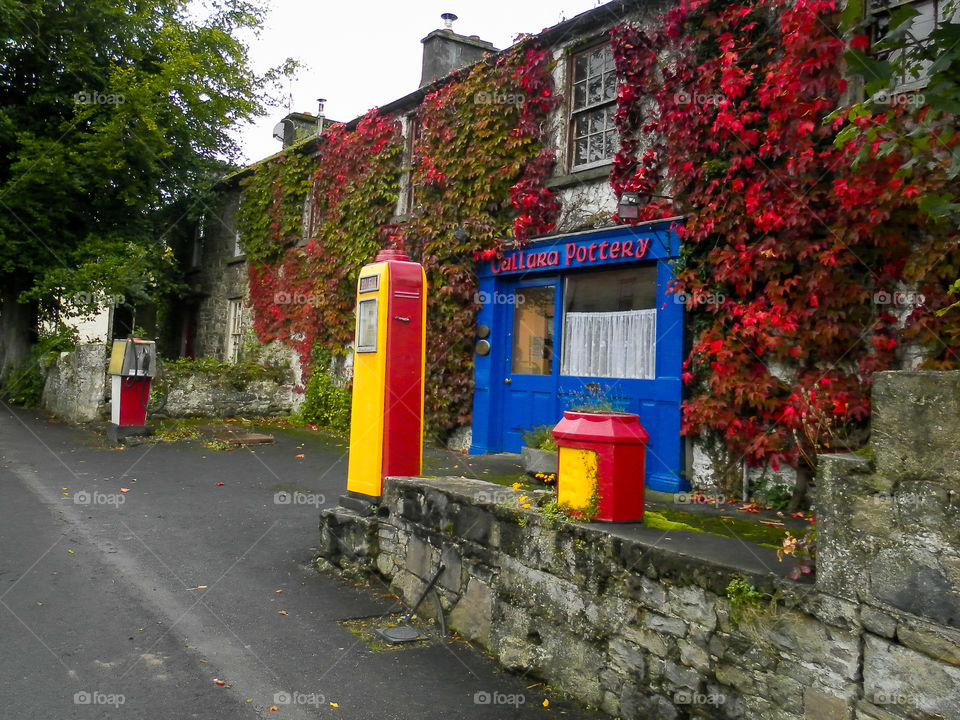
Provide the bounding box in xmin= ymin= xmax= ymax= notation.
xmin=561 ymin=309 xmax=657 ymax=379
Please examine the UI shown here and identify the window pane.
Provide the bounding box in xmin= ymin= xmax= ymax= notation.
xmin=561 ymin=267 xmax=659 ymax=380
xmin=573 ymin=81 xmax=586 ymax=109
xmin=564 ymin=266 xmax=658 ymax=313
xmin=574 ymin=136 xmax=589 ymax=165
xmin=603 ymin=71 xmax=617 ymax=102
xmin=573 ymin=54 xmax=589 ymax=83
xmin=588 ymin=133 xmax=603 ymax=162
xmin=587 ymin=74 xmax=603 ymax=105
xmin=574 ymin=113 xmax=589 ymax=139
xmin=511 ymin=286 xmax=555 ymax=375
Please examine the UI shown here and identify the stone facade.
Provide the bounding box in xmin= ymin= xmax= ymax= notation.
xmin=319 ymin=371 xmax=960 ymax=720
xmin=158 ymin=373 xmax=295 ymax=418
xmin=182 ymin=189 xmax=251 ymax=361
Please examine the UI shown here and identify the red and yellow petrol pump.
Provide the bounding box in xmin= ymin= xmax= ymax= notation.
xmin=108 ymin=337 xmax=156 ymax=442
xmin=346 ymin=248 xmax=427 ymax=501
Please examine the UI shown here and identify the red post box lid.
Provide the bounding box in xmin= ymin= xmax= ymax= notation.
xmin=551 ymin=410 xmax=650 ymax=445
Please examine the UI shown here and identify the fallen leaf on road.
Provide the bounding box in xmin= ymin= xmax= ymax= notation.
xmin=759 ymin=521 xmax=785 ymax=527
xmin=296 ymin=454 xmax=304 ymax=459
xmin=278 ymin=610 xmax=288 ymax=616
xmin=275 ymin=589 xmax=282 ymax=594
xmin=330 ymin=702 xmax=339 ymax=708
xmin=269 ymin=706 xmax=278 ymax=712
xmin=790 ymin=511 xmax=806 ymax=518
xmin=213 ymin=679 xmax=226 ymax=686
xmin=119 ymin=488 xmax=130 ymax=493
xmin=737 ymin=503 xmax=761 ymax=513
xmin=67 ymin=549 xmax=74 ymax=554
xmin=216 ymin=482 xmax=225 ymax=486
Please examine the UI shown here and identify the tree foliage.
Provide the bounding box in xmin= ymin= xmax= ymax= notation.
xmin=0 ymin=0 xmax=285 ymax=356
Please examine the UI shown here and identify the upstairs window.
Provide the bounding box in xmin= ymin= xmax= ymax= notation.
xmin=868 ymin=0 xmax=944 ymax=91
xmin=570 ymin=43 xmax=617 ymax=170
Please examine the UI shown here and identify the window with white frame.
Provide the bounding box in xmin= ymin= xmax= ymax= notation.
xmin=570 ymin=43 xmax=618 ymax=170
xmin=226 ymin=298 xmax=243 ymax=362
xmin=561 ymin=266 xmax=658 ymax=380
xmin=868 ymin=0 xmax=947 ymax=91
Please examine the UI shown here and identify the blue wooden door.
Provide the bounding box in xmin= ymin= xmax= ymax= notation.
xmin=501 ymin=278 xmax=561 ymax=451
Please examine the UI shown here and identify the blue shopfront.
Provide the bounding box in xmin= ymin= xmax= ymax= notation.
xmin=469 ymin=219 xmax=688 ymax=493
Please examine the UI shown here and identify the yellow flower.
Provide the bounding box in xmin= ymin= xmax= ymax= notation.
xmin=522 ymin=503 xmax=531 ymax=509
xmin=542 ymin=699 xmax=549 ymax=708
xmin=512 ymin=482 xmax=522 ymax=491
xmin=518 ymin=495 xmax=528 ymax=502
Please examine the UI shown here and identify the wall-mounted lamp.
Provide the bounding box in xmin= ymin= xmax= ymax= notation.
xmin=617 ymin=191 xmax=643 ymax=220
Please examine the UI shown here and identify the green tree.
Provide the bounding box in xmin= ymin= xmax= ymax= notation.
xmin=0 ymin=0 xmax=286 ymax=375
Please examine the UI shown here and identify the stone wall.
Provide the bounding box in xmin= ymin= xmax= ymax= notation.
xmin=41 ymin=343 xmax=107 ymax=423
xmin=319 ymin=371 xmax=960 ymax=720
xmin=158 ymin=372 xmax=295 ymax=418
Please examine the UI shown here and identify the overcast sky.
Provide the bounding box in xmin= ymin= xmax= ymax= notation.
xmin=233 ymin=0 xmax=606 ymax=163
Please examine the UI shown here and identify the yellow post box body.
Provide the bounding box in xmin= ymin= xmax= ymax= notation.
xmin=347 ymin=249 xmax=427 ymax=499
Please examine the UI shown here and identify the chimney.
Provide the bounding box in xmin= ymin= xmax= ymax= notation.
xmin=420 ymin=13 xmax=497 ymax=88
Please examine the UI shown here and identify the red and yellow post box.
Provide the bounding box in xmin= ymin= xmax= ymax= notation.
xmin=347 ymin=248 xmax=427 ymax=501
xmin=552 ymin=411 xmax=649 ymax=522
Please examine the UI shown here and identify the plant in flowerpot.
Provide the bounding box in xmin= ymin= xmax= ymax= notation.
xmin=521 ymin=425 xmax=558 ymax=476
xmin=552 ymin=386 xmax=648 ymax=522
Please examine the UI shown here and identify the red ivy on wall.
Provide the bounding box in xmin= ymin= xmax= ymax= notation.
xmin=242 ymin=43 xmax=560 ymax=435
xmin=611 ymin=0 xmax=959 ymax=469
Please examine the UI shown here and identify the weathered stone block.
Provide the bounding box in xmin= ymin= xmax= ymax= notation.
xmin=863 ymin=634 xmax=960 ymax=718
xmin=448 ymin=577 xmax=493 ymax=648
xmin=642 ymin=610 xmax=688 ymax=638
xmin=803 ymin=687 xmax=852 ymax=720
xmin=872 ymin=371 xmax=960 ymax=483
xmin=896 ymin=621 xmax=960 ymax=667
xmin=665 ymin=583 xmax=717 ymax=631
xmin=860 ymin=606 xmax=897 ymax=639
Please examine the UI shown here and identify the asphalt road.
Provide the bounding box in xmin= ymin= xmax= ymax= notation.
xmin=0 ymin=405 xmax=606 ymax=719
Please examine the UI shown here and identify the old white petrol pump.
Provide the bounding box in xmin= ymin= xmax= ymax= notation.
xmin=107 ymin=337 xmax=156 ymax=442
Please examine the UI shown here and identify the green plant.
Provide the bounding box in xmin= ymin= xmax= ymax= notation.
xmin=725 ymin=575 xmax=776 ymax=624
xmin=0 ymin=327 xmax=76 ymax=407
xmin=163 ymin=356 xmax=290 ymax=391
xmin=297 ymin=346 xmax=351 ymax=434
xmin=521 ymin=424 xmax=557 ymax=451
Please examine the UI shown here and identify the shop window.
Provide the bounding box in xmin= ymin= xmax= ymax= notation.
xmin=570 ymin=43 xmax=618 ymax=170
xmin=226 ymin=298 xmax=243 ymax=362
xmin=512 ymin=286 xmax=555 ymax=375
xmin=561 ymin=266 xmax=657 ymax=379
xmin=868 ymin=0 xmax=944 ymax=91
